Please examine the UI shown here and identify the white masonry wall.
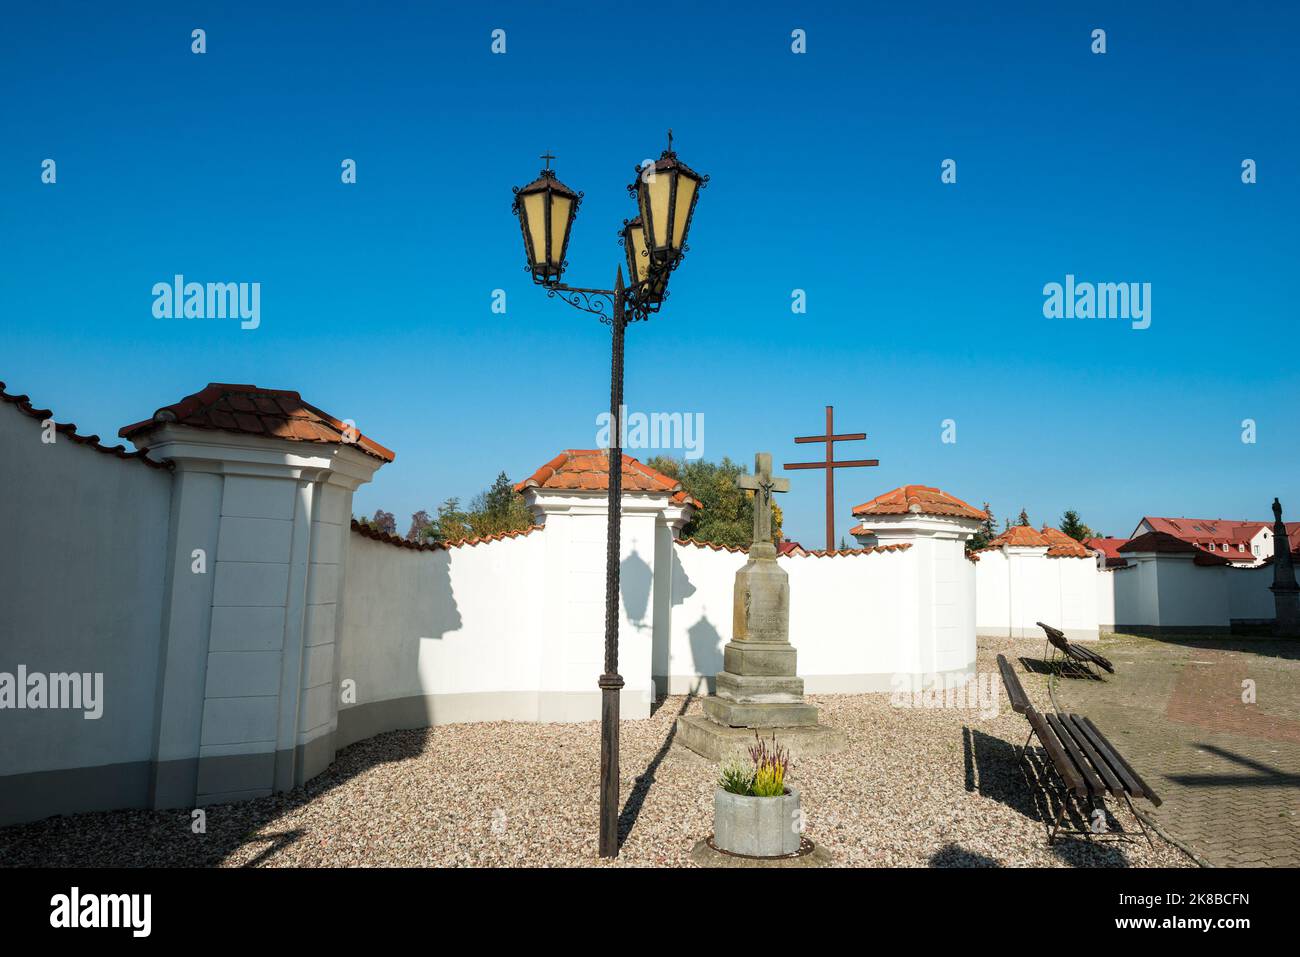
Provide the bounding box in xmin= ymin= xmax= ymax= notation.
xmin=337 ymin=531 xmax=547 ymax=745
xmin=974 ymin=547 xmax=1100 ymax=641
xmin=336 ymin=491 xmax=663 ymax=745
xmin=664 ymin=538 xmax=966 ymax=695
xmin=1226 ymin=564 xmax=1276 ymax=620
xmin=0 ymin=400 xmax=173 ymax=825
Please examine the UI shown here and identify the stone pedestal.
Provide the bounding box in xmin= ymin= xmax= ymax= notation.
xmin=677 ymin=541 xmax=846 ymax=759
xmin=1270 ymin=498 xmax=1300 ymax=638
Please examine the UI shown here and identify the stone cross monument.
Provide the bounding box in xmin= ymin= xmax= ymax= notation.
xmin=736 ymin=453 xmax=788 ymax=550
xmin=1270 ymin=498 xmax=1299 ymax=637
xmin=676 ymin=453 xmax=847 ymax=759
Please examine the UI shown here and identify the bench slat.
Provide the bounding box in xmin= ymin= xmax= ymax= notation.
xmin=1068 ymin=715 xmax=1143 ymax=799
xmin=1078 ymin=716 xmax=1162 ymax=807
xmin=1027 ymin=710 xmax=1088 ymax=796
xmin=1058 ymin=715 xmax=1125 ymax=796
xmin=996 ymin=654 xmax=1031 ymax=715
xmin=1044 ymin=712 xmax=1105 ymax=796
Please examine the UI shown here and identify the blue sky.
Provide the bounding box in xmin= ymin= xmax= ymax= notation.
xmin=2 ymin=1 xmax=1296 ymax=545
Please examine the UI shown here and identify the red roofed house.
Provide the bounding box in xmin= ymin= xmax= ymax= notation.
xmin=1084 ymin=537 xmax=1130 ymax=568
xmin=1128 ymin=516 xmax=1289 ymax=567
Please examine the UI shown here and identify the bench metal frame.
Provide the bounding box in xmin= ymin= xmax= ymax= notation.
xmin=996 ymin=654 xmax=1159 ymax=848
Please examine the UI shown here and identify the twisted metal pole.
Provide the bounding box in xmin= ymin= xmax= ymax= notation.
xmin=598 ymin=267 xmax=627 ymax=857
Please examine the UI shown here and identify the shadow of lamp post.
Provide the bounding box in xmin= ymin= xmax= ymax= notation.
xmin=511 ymin=133 xmax=708 ymax=858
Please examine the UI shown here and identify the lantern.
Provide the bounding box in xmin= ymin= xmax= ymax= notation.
xmin=620 ymin=216 xmax=666 ymax=304
xmin=512 ymin=164 xmax=582 ymax=284
xmin=628 ymin=142 xmax=706 ymax=272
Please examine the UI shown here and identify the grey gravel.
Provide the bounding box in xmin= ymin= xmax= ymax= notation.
xmin=0 ymin=637 xmax=1192 ymax=868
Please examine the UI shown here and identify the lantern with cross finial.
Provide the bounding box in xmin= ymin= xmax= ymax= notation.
xmin=512 ymin=151 xmax=582 ymax=285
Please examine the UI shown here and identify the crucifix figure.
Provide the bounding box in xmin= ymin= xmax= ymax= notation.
xmin=784 ymin=405 xmax=878 ymax=551
xmin=736 ymin=452 xmax=789 ymax=546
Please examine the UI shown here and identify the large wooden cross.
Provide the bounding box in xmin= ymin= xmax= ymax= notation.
xmin=784 ymin=405 xmax=878 ymax=551
xmin=737 ymin=452 xmax=789 ymax=545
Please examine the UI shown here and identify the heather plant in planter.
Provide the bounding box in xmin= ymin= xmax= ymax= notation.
xmin=712 ymin=735 xmax=802 ymax=857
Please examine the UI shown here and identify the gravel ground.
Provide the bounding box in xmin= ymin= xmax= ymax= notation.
xmin=0 ymin=638 xmax=1192 ymax=868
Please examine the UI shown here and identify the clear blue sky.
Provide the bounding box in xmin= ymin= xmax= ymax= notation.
xmin=3 ymin=1 xmax=1296 ymax=544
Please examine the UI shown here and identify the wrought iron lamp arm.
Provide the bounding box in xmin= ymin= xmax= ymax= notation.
xmin=541 ymin=277 xmax=660 ymax=325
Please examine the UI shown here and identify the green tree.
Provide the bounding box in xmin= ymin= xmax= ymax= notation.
xmin=1059 ymin=510 xmax=1094 ymax=541
xmin=969 ymin=502 xmax=997 ymax=551
xmin=646 ymin=455 xmax=783 ymax=548
xmin=408 ymin=471 xmax=536 ymax=544
xmin=1017 ymin=509 xmax=1031 ymax=527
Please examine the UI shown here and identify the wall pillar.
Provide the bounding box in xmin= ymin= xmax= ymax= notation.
xmin=130 ymin=425 xmax=383 ymax=807
xmin=859 ymin=512 xmax=982 ymax=680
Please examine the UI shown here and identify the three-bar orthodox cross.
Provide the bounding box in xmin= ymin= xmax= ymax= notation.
xmin=784 ymin=406 xmax=878 ymax=551
xmin=737 ymin=452 xmax=789 ymax=545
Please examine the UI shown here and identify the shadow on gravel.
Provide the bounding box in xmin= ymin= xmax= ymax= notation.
xmin=1018 ymin=656 xmax=1103 ymax=680
xmin=962 ymin=726 xmax=1135 ymax=867
xmin=1116 ymin=633 xmax=1300 ymax=661
xmin=0 ymin=728 xmax=433 ymax=868
xmin=929 ymin=843 xmax=1001 ymax=867
xmin=617 ymin=694 xmax=697 ymax=849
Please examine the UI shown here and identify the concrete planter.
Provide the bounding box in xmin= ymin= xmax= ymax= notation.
xmin=713 ymin=786 xmax=801 ymax=857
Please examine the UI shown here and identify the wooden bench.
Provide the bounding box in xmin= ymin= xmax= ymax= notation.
xmin=995 ymin=653 xmax=1160 ymax=845
xmin=1037 ymin=620 xmax=1114 ymax=677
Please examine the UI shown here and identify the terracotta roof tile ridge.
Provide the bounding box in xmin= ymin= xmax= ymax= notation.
xmin=1 ymin=380 xmax=172 ymax=471
xmin=350 ymin=519 xmax=543 ymax=552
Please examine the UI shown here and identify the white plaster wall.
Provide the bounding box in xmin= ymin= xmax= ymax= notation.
xmin=974 ymin=547 xmax=1100 ymax=640
xmin=0 ymin=402 xmax=172 ymax=780
xmin=974 ymin=550 xmax=1010 ymax=636
xmin=664 ymin=542 xmax=932 ymax=694
xmin=1096 ymin=567 xmax=1116 ymax=630
xmin=1153 ymin=559 xmax=1229 ymax=628
xmin=337 ymin=532 xmax=546 ymax=733
xmin=1113 ymin=560 xmax=1156 ymax=627
xmin=1226 ymin=565 xmax=1276 ymax=619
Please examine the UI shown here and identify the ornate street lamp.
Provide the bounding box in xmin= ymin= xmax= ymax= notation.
xmin=511 ymin=135 xmax=707 ymax=859
xmin=511 ymin=157 xmax=582 ymax=284
xmin=628 ymin=130 xmax=706 ymax=274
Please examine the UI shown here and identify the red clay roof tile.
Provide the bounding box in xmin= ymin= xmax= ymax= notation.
xmin=350 ymin=519 xmax=542 ymax=551
xmin=1038 ymin=526 xmax=1092 ymax=557
xmin=514 ymin=449 xmax=701 ymax=508
xmin=989 ymin=525 xmax=1052 ymax=548
xmin=119 ymin=383 xmax=395 ymax=463
xmin=851 ymin=485 xmax=987 ymax=520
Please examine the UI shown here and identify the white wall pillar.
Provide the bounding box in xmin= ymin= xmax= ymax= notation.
xmin=521 ymin=488 xmax=689 ymax=720
xmin=861 ymin=511 xmax=982 ymax=681
xmin=129 ymin=425 xmax=383 ymax=807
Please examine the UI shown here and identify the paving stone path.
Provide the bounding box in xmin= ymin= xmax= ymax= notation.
xmin=1051 ymin=633 xmax=1300 ymax=867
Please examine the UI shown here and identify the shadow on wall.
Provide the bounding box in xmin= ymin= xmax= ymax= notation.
xmin=668 ymin=544 xmax=724 ymax=690
xmin=688 ymin=613 xmax=723 ymax=683
xmin=621 ymin=548 xmax=653 ymax=628
xmin=424 ymin=550 xmax=463 ymax=640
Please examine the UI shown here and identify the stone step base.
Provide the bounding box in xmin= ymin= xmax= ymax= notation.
xmin=723 ymin=640 xmax=797 ymax=677
xmin=715 ymin=671 xmax=805 ymax=704
xmin=675 ymin=714 xmax=848 ymax=761
xmin=703 ymin=696 xmax=818 ymax=728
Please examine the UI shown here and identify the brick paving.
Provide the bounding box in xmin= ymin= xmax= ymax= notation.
xmin=1048 ymin=632 xmax=1300 ymax=867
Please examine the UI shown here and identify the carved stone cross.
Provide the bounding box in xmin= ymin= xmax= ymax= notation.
xmin=736 ymin=452 xmax=790 ymax=545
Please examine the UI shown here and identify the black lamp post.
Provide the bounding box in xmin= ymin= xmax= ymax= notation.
xmin=511 ymin=135 xmax=706 ymax=858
